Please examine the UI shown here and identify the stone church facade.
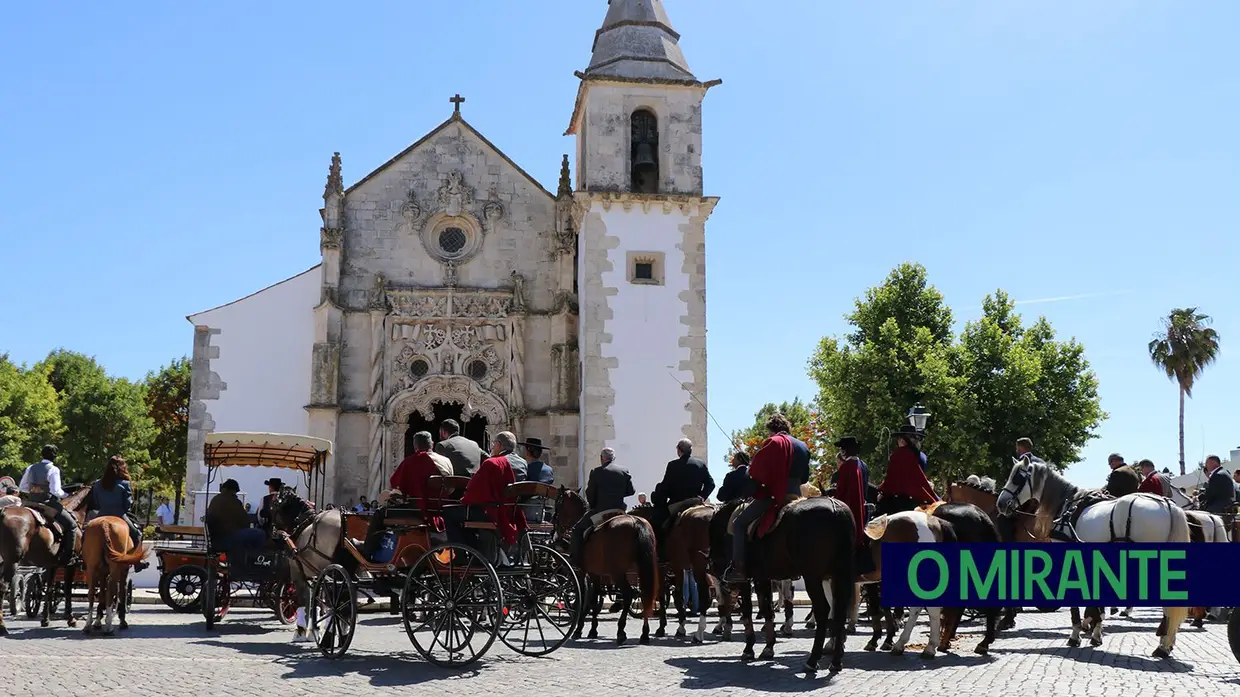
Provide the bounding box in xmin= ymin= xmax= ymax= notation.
xmin=184 ymin=0 xmax=719 ymax=513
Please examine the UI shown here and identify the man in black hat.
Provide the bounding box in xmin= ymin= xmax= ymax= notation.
xmin=206 ymin=479 xmax=266 ymax=551
xmin=717 ymin=450 xmax=754 ymax=503
xmin=258 ymin=477 xmax=283 ymax=535
xmin=517 ymin=437 xmax=553 ymax=523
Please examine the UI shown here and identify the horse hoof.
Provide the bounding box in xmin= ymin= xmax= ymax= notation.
xmin=920 ymin=649 xmax=936 ymax=660
xmin=780 ymin=628 xmax=793 ymax=638
xmin=803 ymin=660 xmax=818 ymax=674
xmin=759 ymin=647 xmax=775 ymax=660
xmin=1067 ymin=638 xmax=1081 ymax=648
xmin=723 ymin=632 xmax=733 ymax=642
xmin=1152 ymin=647 xmax=1170 ymax=659
xmin=640 ymin=634 xmax=651 ymax=646
xmin=828 ymin=662 xmax=842 ymax=675
xmin=67 ymin=618 xmax=77 ymax=628
xmin=974 ymin=643 xmax=989 ymax=656
xmin=864 ymin=641 xmax=877 ymax=652
xmin=998 ymin=620 xmax=1015 ymax=631
xmin=587 ymin=630 xmax=599 ymax=639
xmin=692 ymin=635 xmax=703 ymax=645
xmin=741 ymin=650 xmax=755 ymax=662
xmin=712 ymin=625 xmax=723 ymax=635
xmin=1089 ymin=636 xmax=1102 ymax=648
xmin=616 ymin=633 xmax=627 ymax=645
xmin=655 ymin=628 xmax=666 ymax=638
xmin=880 ymin=642 xmax=893 ymax=651
xmin=675 ymin=629 xmax=686 ymax=639
xmin=40 ymin=620 xmax=49 ymax=628
xmin=890 ymin=646 xmax=905 ymax=656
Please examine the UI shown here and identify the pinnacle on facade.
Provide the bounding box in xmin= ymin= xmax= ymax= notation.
xmin=558 ymin=154 xmax=572 ymax=197
xmin=585 ymin=0 xmax=696 ymax=82
xmin=324 ymin=152 xmax=343 ymax=199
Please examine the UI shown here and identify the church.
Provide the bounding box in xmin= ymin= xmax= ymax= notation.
xmin=182 ymin=0 xmax=719 ymax=521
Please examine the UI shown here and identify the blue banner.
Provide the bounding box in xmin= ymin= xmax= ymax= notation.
xmin=880 ymin=543 xmax=1235 ymax=607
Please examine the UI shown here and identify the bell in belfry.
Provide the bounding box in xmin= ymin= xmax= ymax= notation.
xmin=631 ymin=142 xmax=658 ymax=193
xmin=633 ymin=142 xmax=656 ymax=170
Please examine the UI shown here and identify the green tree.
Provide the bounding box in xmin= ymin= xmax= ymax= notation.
xmin=1148 ymin=308 xmax=1222 ymax=475
xmin=37 ymin=350 xmax=157 ymax=484
xmin=725 ymin=398 xmax=834 ymax=487
xmin=0 ymin=355 xmax=64 ymax=477
xmin=955 ymin=291 xmax=1105 ymax=479
xmin=808 ymin=264 xmax=1106 ymax=486
xmin=144 ymin=357 xmax=191 ymax=507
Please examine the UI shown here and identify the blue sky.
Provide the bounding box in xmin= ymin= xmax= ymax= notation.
xmin=2 ymin=1 xmax=1236 ymax=488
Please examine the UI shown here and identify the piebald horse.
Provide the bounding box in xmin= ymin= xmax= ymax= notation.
xmin=996 ymin=458 xmax=1191 ymax=657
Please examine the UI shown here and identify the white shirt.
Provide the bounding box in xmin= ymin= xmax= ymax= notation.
xmin=0 ymin=495 xmax=21 ymax=508
xmin=156 ymin=503 xmax=175 ymax=526
xmin=19 ymin=460 xmax=65 ymax=498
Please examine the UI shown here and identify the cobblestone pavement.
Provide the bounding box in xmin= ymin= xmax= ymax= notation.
xmin=2 ymin=604 xmax=1237 ymax=697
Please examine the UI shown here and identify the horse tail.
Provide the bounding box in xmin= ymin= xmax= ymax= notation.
xmin=104 ymin=521 xmax=150 ymax=567
xmin=633 ymin=518 xmax=659 ymax=619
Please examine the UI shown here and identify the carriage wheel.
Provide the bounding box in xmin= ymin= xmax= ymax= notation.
xmin=497 ymin=544 xmax=580 ymax=657
xmin=275 ymin=582 xmax=298 ymax=625
xmin=201 ymin=570 xmax=230 ymax=629
xmin=1228 ymin=608 xmax=1240 ymax=665
xmin=310 ymin=564 xmax=357 ymax=659
xmin=158 ymin=566 xmax=205 ymax=613
xmin=402 ymin=543 xmax=503 ymax=668
xmin=22 ymin=573 xmax=43 ymax=619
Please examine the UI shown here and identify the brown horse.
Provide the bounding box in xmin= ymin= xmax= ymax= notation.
xmin=552 ymin=488 xmax=659 ymax=645
xmin=708 ymin=496 xmax=856 ymax=676
xmin=629 ymin=502 xmax=716 ymax=643
xmin=80 ymin=516 xmax=149 ymax=635
xmin=0 ymin=487 xmax=92 ymax=635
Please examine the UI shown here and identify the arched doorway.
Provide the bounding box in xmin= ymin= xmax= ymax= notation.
xmin=404 ymin=401 xmax=489 ymax=457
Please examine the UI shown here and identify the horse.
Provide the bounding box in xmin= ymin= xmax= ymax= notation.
xmin=708 ymin=496 xmax=856 ymax=676
xmin=927 ymin=502 xmax=1002 ymax=655
xmin=267 ymin=488 xmax=349 ymax=643
xmin=995 ymin=458 xmax=1191 ymax=657
xmin=0 ymin=486 xmax=92 ymax=634
xmin=80 ymin=515 xmax=149 ymax=635
xmin=551 ymin=488 xmax=659 ymax=645
xmin=628 ymin=502 xmax=715 ymax=643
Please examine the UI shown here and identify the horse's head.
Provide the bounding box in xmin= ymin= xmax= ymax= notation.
xmin=551 ymin=486 xmax=585 ymax=535
xmin=996 ymin=457 xmax=1037 ymax=516
xmin=270 ymin=486 xmax=313 ymax=532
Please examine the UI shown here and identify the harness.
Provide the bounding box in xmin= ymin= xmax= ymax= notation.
xmin=1106 ymin=492 xmax=1173 ymax=543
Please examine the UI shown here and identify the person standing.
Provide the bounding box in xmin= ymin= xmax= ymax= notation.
xmin=1201 ymin=455 xmax=1236 ymax=539
xmin=19 ymin=444 xmax=78 ymax=566
xmin=155 ymin=498 xmax=176 ymax=527
xmin=434 ymin=419 xmax=485 ymax=477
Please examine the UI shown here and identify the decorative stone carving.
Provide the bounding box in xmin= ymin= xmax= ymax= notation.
xmin=453 ymin=294 xmax=510 ymax=319
xmin=320 ymin=226 xmax=343 ymax=249
xmin=450 ymin=325 xmax=484 ymax=352
xmin=463 ymin=345 xmax=506 ymax=389
xmin=310 ymin=342 xmax=341 ymax=406
xmin=483 ymin=184 xmax=505 ymax=225
xmin=385 ymin=375 xmax=508 ymax=426
xmin=389 ymin=293 xmax=449 ymax=318
xmin=444 ymin=262 xmax=458 ymax=288
xmin=369 ymin=273 xmax=389 ymax=310
xmin=401 ymin=189 xmax=423 ymax=222
xmin=437 ymin=171 xmax=474 ymax=217
xmin=511 ymin=271 xmax=526 ymax=312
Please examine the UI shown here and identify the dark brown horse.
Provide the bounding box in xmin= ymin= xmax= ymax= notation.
xmin=629 ymin=502 xmax=716 ymax=642
xmin=552 ymin=488 xmax=660 ymax=645
xmin=0 ymin=487 xmax=92 ymax=635
xmin=708 ymin=496 xmax=856 ymax=676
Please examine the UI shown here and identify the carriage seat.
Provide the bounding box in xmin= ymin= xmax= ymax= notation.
xmin=583 ymin=509 xmax=627 ymax=542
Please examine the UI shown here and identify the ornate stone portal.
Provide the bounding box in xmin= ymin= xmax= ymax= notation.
xmin=375 ymin=284 xmax=523 ymax=478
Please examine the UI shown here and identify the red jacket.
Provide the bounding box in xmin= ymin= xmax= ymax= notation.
xmin=461 ymin=453 xmax=522 ymax=545
xmin=391 ymin=451 xmax=445 ymax=531
xmin=833 ymin=457 xmax=867 ymax=545
xmin=749 ymin=433 xmax=793 ymax=536
xmin=880 ymin=446 xmax=939 ymax=505
xmin=1137 ymin=473 xmax=1167 ymax=497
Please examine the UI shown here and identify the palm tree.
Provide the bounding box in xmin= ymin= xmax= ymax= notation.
xmin=1148 ymin=308 xmax=1221 ymax=475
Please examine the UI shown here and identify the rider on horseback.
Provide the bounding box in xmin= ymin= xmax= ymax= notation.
xmin=87 ymin=455 xmax=148 ymax=572
xmin=722 ymin=413 xmax=809 ymax=584
xmin=1049 ymin=451 xmax=1140 ymax=542
xmin=876 ymin=425 xmax=938 ymax=516
xmin=569 ymin=448 xmax=635 ymax=567
xmin=19 ymin=445 xmax=79 ymax=567
xmin=650 ymin=438 xmax=715 ymax=552
xmin=830 ymin=436 xmax=875 ymax=575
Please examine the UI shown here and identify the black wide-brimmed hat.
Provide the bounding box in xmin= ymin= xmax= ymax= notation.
xmin=264 ymin=478 xmax=284 ymax=489
xmin=891 ymin=424 xmax=923 ymax=439
xmin=834 ymin=436 xmax=860 ymax=449
xmin=518 ymin=437 xmax=548 ymax=452
xmin=221 ymin=479 xmax=241 ymax=492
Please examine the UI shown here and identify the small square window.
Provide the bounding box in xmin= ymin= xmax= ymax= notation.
xmin=626 ymin=251 xmax=664 ymax=285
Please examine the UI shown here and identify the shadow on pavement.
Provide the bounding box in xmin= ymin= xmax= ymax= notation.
xmin=667 ymin=647 xmax=993 ymax=689
xmin=994 ymin=645 xmax=1194 ymax=673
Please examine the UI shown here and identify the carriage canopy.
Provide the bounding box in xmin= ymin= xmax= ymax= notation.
xmin=203 ymin=432 xmax=332 ymax=471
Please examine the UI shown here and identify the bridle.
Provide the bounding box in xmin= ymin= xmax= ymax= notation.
xmin=998 ymin=460 xmax=1038 ymax=520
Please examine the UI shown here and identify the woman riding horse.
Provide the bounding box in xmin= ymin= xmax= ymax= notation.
xmin=87 ymin=456 xmax=147 ymax=572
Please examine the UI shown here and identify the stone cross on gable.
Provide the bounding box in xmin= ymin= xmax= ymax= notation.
xmin=450 ymin=94 xmax=465 ymax=114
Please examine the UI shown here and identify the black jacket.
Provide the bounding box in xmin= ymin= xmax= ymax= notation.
xmin=653 ymin=455 xmax=715 ymax=506
xmin=586 ymin=462 xmax=635 ymax=512
xmin=788 ymin=436 xmax=811 ymax=486
xmin=1202 ymin=467 xmax=1236 ymax=516
xmin=718 ymin=466 xmax=755 ymax=502
xmin=1104 ymin=464 xmax=1140 ymax=498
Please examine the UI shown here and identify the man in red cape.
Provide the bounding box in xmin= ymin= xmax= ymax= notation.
xmin=831 ymin=435 xmax=876 ymax=576
xmin=878 ymin=425 xmax=939 ymax=515
xmin=359 ymin=430 xmax=444 ymax=560
xmin=723 ymin=413 xmax=805 ymax=583
xmin=1136 ymin=459 xmax=1170 ymax=497
xmin=445 ymin=431 xmax=524 ymax=557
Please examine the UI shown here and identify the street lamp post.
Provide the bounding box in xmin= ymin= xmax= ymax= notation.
xmin=907 ymin=403 xmax=931 ymax=433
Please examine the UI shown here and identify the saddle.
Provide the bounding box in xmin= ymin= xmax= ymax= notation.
xmin=729 ymin=496 xmax=805 ymax=541
xmin=665 ymin=497 xmax=706 ymax=532
xmin=1050 ymin=488 xmax=1115 ymax=542
xmin=583 ymin=508 xmax=626 ymax=542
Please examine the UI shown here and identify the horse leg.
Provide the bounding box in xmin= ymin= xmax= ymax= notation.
xmin=1121 ymin=606 xmax=1132 ymax=618
xmin=881 ymin=605 xmax=899 ymax=651
xmin=0 ymin=558 xmax=12 ymax=635
xmin=921 ymin=607 xmax=942 ymax=659
xmin=892 ymin=606 xmax=923 ymax=655
xmin=779 ymin=581 xmax=795 ymax=637
xmin=692 ymin=564 xmax=709 ymax=643
xmin=975 ymin=607 xmax=998 ymax=655
xmin=82 ymin=573 xmax=95 ymax=635
xmin=291 ymin=566 xmax=310 ymax=643
xmin=1087 ymin=606 xmax=1103 ymax=647
xmin=846 ymin=582 xmax=860 ymax=634
xmin=998 ymin=606 xmax=1017 ymax=631
xmin=741 ymin=581 xmax=757 ymax=661
xmin=587 ymin=580 xmax=602 ymax=639
xmin=615 ymin=579 xmax=631 ymax=645
xmin=39 ymin=566 xmax=56 ymax=628
xmin=118 ymin=574 xmax=129 ymax=630
xmin=758 ymin=581 xmax=777 ymax=660
xmin=1067 ymin=607 xmax=1082 ymax=647
xmin=63 ymin=564 xmax=76 ymax=627
xmin=1154 ymin=606 xmax=1189 ymax=658
xmin=938 ymin=608 xmax=960 ymax=653
xmin=103 ymin=572 xmax=116 ymax=636
xmin=803 ymin=579 xmax=831 ymax=675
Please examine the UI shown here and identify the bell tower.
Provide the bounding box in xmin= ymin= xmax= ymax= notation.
xmin=568 ymin=0 xmax=721 ymax=497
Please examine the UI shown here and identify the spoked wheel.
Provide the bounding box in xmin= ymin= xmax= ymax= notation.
xmin=201 ymin=570 xmax=230 ymax=629
xmin=401 ymin=543 xmax=503 ymax=668
xmin=497 ymin=544 xmax=581 ymax=656
xmin=22 ymin=573 xmax=42 ymax=619
xmin=310 ymin=564 xmax=357 ymax=659
xmin=158 ymin=566 xmax=205 ymax=613
xmin=275 ymin=582 xmax=298 ymax=625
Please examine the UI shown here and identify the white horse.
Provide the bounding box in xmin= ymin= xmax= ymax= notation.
xmin=996 ymin=458 xmax=1191 ymax=657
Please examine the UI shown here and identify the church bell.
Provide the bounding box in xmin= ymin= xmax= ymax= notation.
xmin=632 ymin=142 xmax=657 ymax=170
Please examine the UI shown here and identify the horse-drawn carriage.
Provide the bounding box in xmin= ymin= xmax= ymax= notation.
xmin=286 ymin=476 xmax=583 ymax=667
xmin=195 ymin=432 xmax=329 ymax=629
xmin=14 ymin=563 xmax=134 ymax=620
